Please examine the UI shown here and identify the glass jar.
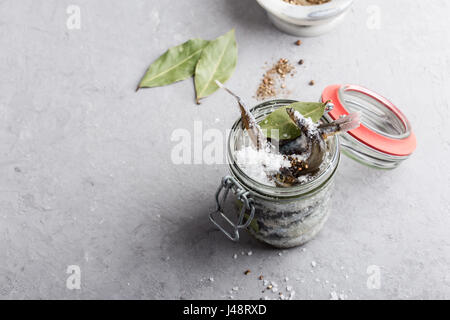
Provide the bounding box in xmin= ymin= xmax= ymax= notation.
xmin=210 ymin=100 xmax=340 ymax=248
xmin=210 ymin=84 xmax=416 ymax=248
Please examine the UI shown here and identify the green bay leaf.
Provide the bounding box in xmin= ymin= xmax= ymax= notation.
xmin=137 ymin=38 xmax=209 ymax=90
xmin=194 ymin=29 xmax=237 ymax=103
xmin=259 ymin=101 xmax=327 ymax=140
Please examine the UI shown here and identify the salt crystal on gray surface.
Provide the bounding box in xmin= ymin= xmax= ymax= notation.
xmin=284 ymin=277 xmax=289 ymax=282
xmin=232 ymin=286 xmax=239 ymax=291
xmin=278 ymin=252 xmax=283 ymax=256
xmin=311 ymin=261 xmax=317 ymax=267
xmin=233 ymin=254 xmax=238 ymax=259
xmin=247 ymin=251 xmax=253 ymax=256
xmin=272 ymin=287 xmax=278 ymax=293
xmin=286 ymin=286 xmax=293 ymax=292
xmin=263 ymin=280 xmax=269 ymax=286
xmin=209 ymin=277 xmax=214 ymax=282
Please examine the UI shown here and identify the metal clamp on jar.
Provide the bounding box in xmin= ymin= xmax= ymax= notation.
xmin=210 ymin=176 xmax=255 ymax=242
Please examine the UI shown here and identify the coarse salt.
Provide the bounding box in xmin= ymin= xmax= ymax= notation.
xmin=235 ymin=147 xmax=291 ymax=186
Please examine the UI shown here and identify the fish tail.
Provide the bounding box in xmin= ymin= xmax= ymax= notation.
xmin=319 ymin=112 xmax=361 ymax=138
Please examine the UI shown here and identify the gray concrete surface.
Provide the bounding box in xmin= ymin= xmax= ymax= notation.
xmin=0 ymin=0 xmax=449 ymax=300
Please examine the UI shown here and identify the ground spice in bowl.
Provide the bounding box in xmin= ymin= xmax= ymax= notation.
xmin=282 ymin=0 xmax=331 ymax=5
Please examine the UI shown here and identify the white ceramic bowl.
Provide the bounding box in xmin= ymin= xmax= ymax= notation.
xmin=256 ymin=0 xmax=354 ymax=37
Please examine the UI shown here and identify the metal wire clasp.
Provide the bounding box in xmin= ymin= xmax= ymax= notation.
xmin=209 ymin=176 xmax=255 ymax=242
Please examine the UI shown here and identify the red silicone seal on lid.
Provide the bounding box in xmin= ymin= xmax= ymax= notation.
xmin=322 ymin=84 xmax=416 ymax=157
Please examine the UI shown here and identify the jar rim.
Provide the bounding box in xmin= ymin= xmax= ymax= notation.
xmin=227 ymin=99 xmax=340 ymax=200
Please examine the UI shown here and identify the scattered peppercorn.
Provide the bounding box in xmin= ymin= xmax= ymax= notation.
xmin=259 ymin=275 xmax=264 ymax=280
xmin=309 ymin=80 xmax=315 ymax=86
xmin=295 ymin=40 xmax=302 ymax=46
xmin=244 ymin=270 xmax=251 ymax=275
xmin=298 ymin=59 xmax=304 ymax=65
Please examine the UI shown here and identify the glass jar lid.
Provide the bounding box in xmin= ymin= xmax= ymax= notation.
xmin=321 ymin=84 xmax=416 ymax=169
